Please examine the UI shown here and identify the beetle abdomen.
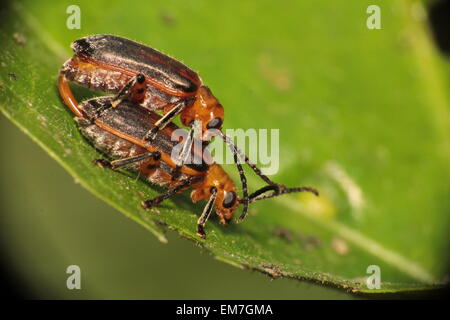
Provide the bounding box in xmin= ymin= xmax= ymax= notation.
xmin=61 ymin=56 xmax=130 ymax=93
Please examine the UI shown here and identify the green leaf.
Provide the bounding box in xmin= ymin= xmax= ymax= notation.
xmin=1 ymin=0 xmax=448 ymax=294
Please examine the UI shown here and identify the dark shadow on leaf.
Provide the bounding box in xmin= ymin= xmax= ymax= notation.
xmin=428 ymin=0 xmax=450 ymax=57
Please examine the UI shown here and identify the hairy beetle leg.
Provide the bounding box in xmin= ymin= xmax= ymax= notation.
xmin=144 ymin=101 xmax=187 ymax=143
xmin=170 ymin=124 xmax=197 ymax=181
xmin=110 ymin=151 xmax=161 ymax=169
xmin=111 ymin=73 xmax=147 ymax=108
xmin=141 ymin=175 xmax=202 ymax=209
xmin=94 ymin=151 xmax=161 ymax=171
xmin=91 ymin=101 xmax=114 ymax=121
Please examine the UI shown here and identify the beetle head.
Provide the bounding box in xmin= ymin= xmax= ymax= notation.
xmin=214 ymin=187 xmax=239 ymax=224
xmin=190 ymin=164 xmax=238 ymax=224
xmin=180 ymin=86 xmax=224 ymax=141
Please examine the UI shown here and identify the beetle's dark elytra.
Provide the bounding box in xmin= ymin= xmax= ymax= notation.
xmin=81 ymin=97 xmax=209 ymax=172
xmin=72 ymin=35 xmax=201 ymax=94
xmin=76 ymin=117 xmax=192 ymax=186
xmin=72 ymin=38 xmax=95 ymax=56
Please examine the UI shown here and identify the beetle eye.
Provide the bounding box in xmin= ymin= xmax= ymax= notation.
xmin=206 ymin=117 xmax=223 ymax=130
xmin=222 ymin=191 xmax=237 ymax=208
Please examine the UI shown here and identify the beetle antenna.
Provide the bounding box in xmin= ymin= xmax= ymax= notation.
xmin=239 ymin=185 xmax=319 ymax=204
xmin=219 ymin=132 xmax=249 ymax=221
xmin=218 ymin=131 xmax=278 ymax=187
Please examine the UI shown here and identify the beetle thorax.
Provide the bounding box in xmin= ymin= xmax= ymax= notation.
xmin=180 ymin=86 xmax=224 ymax=140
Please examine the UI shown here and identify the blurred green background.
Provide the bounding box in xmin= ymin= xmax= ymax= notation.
xmin=1 ymin=0 xmax=449 ymax=299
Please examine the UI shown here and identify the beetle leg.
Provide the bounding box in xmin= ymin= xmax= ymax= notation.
xmin=93 ymin=151 xmax=161 ymax=170
xmin=91 ymin=100 xmax=113 ymax=121
xmin=87 ymin=74 xmax=146 ymax=121
xmin=144 ymin=101 xmax=187 ymax=143
xmin=58 ymin=74 xmax=83 ymax=118
xmin=170 ymin=123 xmax=196 ymax=180
xmin=141 ymin=175 xmax=202 ymax=208
xmin=111 ymin=74 xmax=146 ymax=108
xmin=196 ymin=187 xmax=218 ymax=239
xmin=111 ymin=151 xmax=161 ymax=169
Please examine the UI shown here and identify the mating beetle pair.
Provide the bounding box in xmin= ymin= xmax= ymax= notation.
xmin=58 ymin=34 xmax=318 ymax=237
